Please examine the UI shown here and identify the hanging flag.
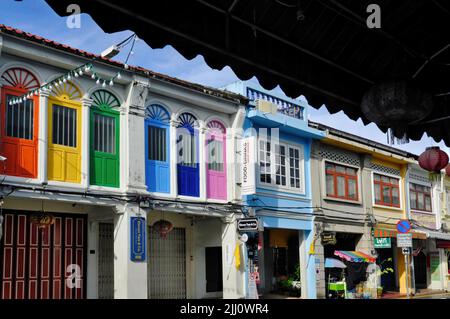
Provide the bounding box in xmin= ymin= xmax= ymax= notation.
xmin=234 ymin=243 xmax=241 ymax=269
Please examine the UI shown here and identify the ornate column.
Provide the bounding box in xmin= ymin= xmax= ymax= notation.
xmin=221 ymin=214 xmax=246 ymax=298
xmin=125 ymin=80 xmax=149 ymax=193
xmin=170 ymin=117 xmax=179 ymax=197
xmin=113 ymin=203 xmax=148 ymax=298
xmin=37 ymin=89 xmax=50 ymax=184
xmin=199 ymin=122 xmax=207 ymax=201
xmin=81 ymin=97 xmax=93 ymax=189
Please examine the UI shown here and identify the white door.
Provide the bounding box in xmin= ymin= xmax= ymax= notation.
xmin=148 ymin=227 xmax=186 ymax=299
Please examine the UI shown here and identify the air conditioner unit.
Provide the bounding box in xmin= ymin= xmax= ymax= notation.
xmin=255 ymin=99 xmax=278 ymax=114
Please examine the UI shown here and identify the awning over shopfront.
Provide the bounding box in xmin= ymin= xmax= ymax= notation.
xmin=334 ymin=251 xmax=376 ymax=263
xmin=436 ymin=240 xmax=450 ymax=249
xmin=374 ymin=225 xmax=427 ymax=240
xmin=418 ymin=229 xmax=450 ymax=241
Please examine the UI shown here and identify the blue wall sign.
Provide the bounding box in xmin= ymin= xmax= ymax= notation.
xmin=130 ymin=217 xmax=146 ymax=262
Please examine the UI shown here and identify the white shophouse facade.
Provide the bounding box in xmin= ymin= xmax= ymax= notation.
xmin=0 ymin=26 xmax=247 ymax=299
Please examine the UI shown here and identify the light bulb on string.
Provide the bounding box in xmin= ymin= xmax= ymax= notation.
xmin=84 ymin=65 xmax=91 ymax=73
xmin=117 ymin=72 xmax=121 ymax=79
xmin=91 ymin=73 xmax=96 ymax=79
xmin=109 ymin=80 xmax=114 ymax=86
xmin=67 ymin=74 xmax=72 ymax=80
xmin=63 ymin=77 xmax=67 ymax=83
xmin=74 ymin=71 xmax=79 ymax=78
xmin=55 ymin=81 xmax=59 ymax=87
xmin=96 ymin=79 xmax=100 ymax=85
xmin=78 ymin=70 xmax=83 ymax=76
xmin=124 ymin=64 xmax=129 ymax=70
xmin=102 ymin=81 xmax=106 ymax=88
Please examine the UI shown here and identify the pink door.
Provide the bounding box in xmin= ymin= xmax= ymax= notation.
xmin=206 ymin=121 xmax=227 ymax=200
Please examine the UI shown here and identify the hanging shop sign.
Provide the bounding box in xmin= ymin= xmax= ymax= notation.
xmin=241 ymin=136 xmax=256 ymax=196
xmin=374 ymin=237 xmax=391 ymax=248
xmin=130 ymin=217 xmax=146 ymax=262
xmin=397 ymin=233 xmax=413 ymax=248
xmin=237 ymin=218 xmax=259 ymax=232
xmin=321 ymin=232 xmax=337 ymax=246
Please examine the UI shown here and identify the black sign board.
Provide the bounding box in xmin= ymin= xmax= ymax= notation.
xmin=321 ymin=232 xmax=337 ymax=246
xmin=237 ymin=218 xmax=258 ymax=232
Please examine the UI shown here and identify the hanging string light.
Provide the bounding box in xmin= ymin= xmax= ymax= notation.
xmin=8 ymin=33 xmax=138 ymax=105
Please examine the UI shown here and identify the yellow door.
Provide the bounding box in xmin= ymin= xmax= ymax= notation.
xmin=48 ymin=97 xmax=82 ymax=183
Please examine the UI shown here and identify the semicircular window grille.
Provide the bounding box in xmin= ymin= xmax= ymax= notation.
xmin=177 ymin=112 xmax=198 ymax=129
xmin=91 ymin=90 xmax=120 ymax=110
xmin=207 ymin=120 xmax=226 ymax=135
xmin=145 ymin=104 xmax=170 ymax=124
xmin=1 ymin=67 xmax=40 ymax=90
xmin=50 ymin=81 xmax=82 ymax=101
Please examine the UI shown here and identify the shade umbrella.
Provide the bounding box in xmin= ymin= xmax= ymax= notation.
xmin=325 ymin=258 xmax=347 ymax=269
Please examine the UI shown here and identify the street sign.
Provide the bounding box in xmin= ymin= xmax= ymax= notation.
xmin=402 ymin=247 xmax=410 ymax=255
xmin=397 ymin=233 xmax=413 ymax=247
xmin=237 ymin=218 xmax=259 ymax=232
xmin=130 ymin=217 xmax=146 ymax=262
xmin=396 ymin=219 xmax=412 ymax=234
xmin=374 ymin=237 xmax=391 ymax=248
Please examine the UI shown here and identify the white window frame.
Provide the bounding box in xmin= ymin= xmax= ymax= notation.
xmin=321 ymin=159 xmax=362 ymax=204
xmin=257 ymin=138 xmax=305 ymax=194
xmin=371 ymin=171 xmax=403 ymax=211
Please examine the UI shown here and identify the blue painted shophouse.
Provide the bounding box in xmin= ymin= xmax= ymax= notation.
xmin=223 ymin=81 xmax=325 ymax=298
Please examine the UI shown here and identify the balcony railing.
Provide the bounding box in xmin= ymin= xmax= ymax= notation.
xmin=246 ymin=87 xmax=304 ymax=120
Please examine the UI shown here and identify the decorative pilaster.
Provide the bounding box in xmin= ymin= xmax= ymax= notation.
xmin=199 ymin=123 xmax=207 ymax=201
xmin=125 ymin=80 xmax=149 ymax=193
xmin=37 ymin=89 xmax=50 ymax=184
xmin=81 ymin=97 xmax=93 ymax=189
xmin=170 ymin=118 xmax=179 ymax=197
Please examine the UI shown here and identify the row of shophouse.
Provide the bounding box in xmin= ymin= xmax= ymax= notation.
xmin=1 ymin=25 xmax=450 ymax=299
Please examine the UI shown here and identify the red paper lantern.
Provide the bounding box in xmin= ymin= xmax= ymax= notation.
xmin=418 ymin=147 xmax=449 ymax=173
xmin=152 ymin=219 xmax=173 ymax=238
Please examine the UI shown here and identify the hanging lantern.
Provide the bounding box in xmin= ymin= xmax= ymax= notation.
xmin=30 ymin=213 xmax=55 ymax=229
xmin=419 ymin=147 xmax=449 ymax=173
xmin=361 ymin=81 xmax=434 ymax=141
xmin=152 ymin=219 xmax=173 ymax=238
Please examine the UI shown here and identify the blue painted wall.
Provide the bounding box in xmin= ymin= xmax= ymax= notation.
xmin=224 ymin=81 xmax=325 ymax=299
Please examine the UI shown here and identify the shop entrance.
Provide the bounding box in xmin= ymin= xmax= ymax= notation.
xmin=98 ymin=223 xmax=114 ymax=299
xmin=264 ymin=229 xmax=300 ymax=296
xmin=414 ymin=251 xmax=427 ymax=289
xmin=0 ymin=211 xmax=87 ymax=299
xmin=205 ymin=247 xmax=222 ymax=292
xmin=148 ymin=227 xmax=186 ymax=299
xmin=376 ymin=245 xmax=396 ymax=292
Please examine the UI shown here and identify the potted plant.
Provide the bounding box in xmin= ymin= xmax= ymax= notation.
xmin=377 ymin=286 xmax=383 ymax=298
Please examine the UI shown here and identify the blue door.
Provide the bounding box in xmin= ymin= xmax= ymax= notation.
xmin=145 ymin=105 xmax=171 ymax=193
xmin=176 ymin=113 xmax=199 ymax=197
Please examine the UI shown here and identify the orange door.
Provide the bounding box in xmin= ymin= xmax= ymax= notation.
xmin=0 ymin=86 xmax=39 ymax=178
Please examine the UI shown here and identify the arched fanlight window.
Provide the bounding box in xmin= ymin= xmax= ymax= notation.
xmin=89 ymin=90 xmax=121 ymax=188
xmin=50 ymin=81 xmax=82 ymax=101
xmin=1 ymin=67 xmax=40 ymax=90
xmin=0 ymin=67 xmax=40 ymax=178
xmin=145 ymin=104 xmax=171 ymax=193
xmin=176 ymin=113 xmax=199 ymax=197
xmin=145 ymin=104 xmax=170 ymax=124
xmin=91 ymin=89 xmax=121 ymax=110
xmin=177 ymin=112 xmax=199 ymax=129
xmin=206 ymin=120 xmax=227 ymax=200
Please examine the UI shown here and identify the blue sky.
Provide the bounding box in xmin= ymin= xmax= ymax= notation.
xmin=1 ymin=0 xmax=447 ymax=156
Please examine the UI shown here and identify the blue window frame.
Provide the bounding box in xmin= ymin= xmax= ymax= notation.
xmin=176 ymin=112 xmax=199 ymax=197
xmin=145 ymin=104 xmax=170 ymax=193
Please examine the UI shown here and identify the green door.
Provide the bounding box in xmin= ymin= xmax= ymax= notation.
xmin=89 ymin=90 xmax=120 ymax=188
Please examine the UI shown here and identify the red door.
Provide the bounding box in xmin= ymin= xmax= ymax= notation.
xmin=0 ymin=68 xmax=40 ymax=178
xmin=0 ymin=211 xmax=86 ymax=299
